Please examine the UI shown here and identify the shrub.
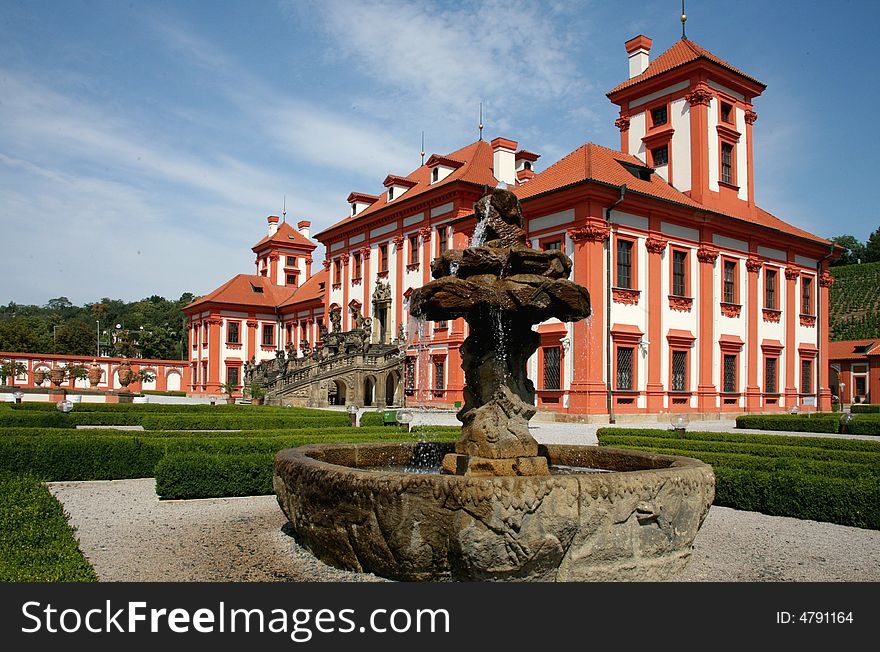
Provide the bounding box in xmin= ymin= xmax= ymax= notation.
xmin=735 ymin=415 xmax=840 ymax=433
xmin=850 ymin=404 xmax=880 ymax=414
xmin=10 ymin=403 xmax=331 ymax=414
xmin=847 ymin=417 xmax=880 ymax=435
xmin=596 ymin=427 xmax=880 ymax=451
xmin=155 ymin=453 xmax=274 ymax=499
xmin=0 ymin=473 xmax=97 ymax=581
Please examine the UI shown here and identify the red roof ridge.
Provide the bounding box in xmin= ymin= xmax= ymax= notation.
xmin=252 ymin=221 xmax=317 ymax=252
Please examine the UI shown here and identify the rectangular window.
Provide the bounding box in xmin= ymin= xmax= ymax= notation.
xmin=380 ymin=244 xmax=389 ymax=272
xmin=801 ymin=277 xmax=813 ymax=315
xmin=286 ymin=274 xmax=296 ymax=285
xmin=226 ymin=367 xmax=239 ymax=388
xmin=543 ymin=346 xmax=561 ymax=390
xmin=409 ymin=235 xmax=419 ymax=265
xmin=723 ymin=260 xmax=737 ymax=303
xmin=544 ymin=240 xmax=562 ymax=251
xmin=721 ymin=143 xmax=734 ymax=185
xmin=801 ymin=359 xmax=813 ymax=394
xmin=434 ymin=360 xmax=445 ymax=390
xmin=286 ymin=256 xmax=296 ymax=267
xmin=720 ymin=102 xmax=733 ymax=124
xmin=439 ymin=227 xmax=448 ymax=253
xmin=616 ymin=239 xmax=633 ymax=289
xmin=765 ymin=269 xmax=777 ymax=310
xmin=723 ymin=354 xmax=737 ymax=393
xmin=765 ymin=357 xmax=778 ymax=394
xmin=616 ymin=347 xmax=634 ymax=391
xmin=334 ymin=261 xmax=341 ymax=285
xmin=651 ymin=105 xmax=668 ymax=127
xmin=405 ymin=357 xmax=415 ymax=390
xmin=227 ymin=321 xmax=240 ymax=344
xmin=262 ymin=324 xmax=274 ymax=347
xmin=671 ymin=350 xmax=687 ymax=391
xmin=652 ymin=145 xmax=668 ymax=167
xmin=353 ymin=252 xmax=361 ymax=279
xmin=672 ymin=250 xmax=688 ymax=296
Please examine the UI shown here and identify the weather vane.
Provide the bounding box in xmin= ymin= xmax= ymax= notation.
xmin=282 ymin=195 xmax=286 ymax=223
xmin=681 ymin=0 xmax=688 ymax=39
xmin=420 ymin=131 xmax=425 ymax=165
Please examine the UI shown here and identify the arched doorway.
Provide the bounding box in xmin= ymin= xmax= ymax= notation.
xmin=363 ymin=376 xmax=375 ymax=406
xmin=329 ymin=380 xmax=347 ymax=405
xmin=385 ymin=371 xmax=398 ymax=406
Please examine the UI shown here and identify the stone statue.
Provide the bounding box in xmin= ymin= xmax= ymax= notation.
xmin=330 ymin=309 xmax=341 ymax=333
xmin=373 ymin=280 xmax=391 ymax=303
xmin=351 ymin=306 xmax=365 ymax=330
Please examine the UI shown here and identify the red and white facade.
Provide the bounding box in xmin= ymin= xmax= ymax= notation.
xmin=190 ymin=35 xmax=839 ymax=414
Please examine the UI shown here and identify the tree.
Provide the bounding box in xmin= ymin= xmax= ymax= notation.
xmin=865 ymin=227 xmax=880 ymax=263
xmin=54 ymin=321 xmax=98 ymax=356
xmin=830 ymin=235 xmax=867 ymax=267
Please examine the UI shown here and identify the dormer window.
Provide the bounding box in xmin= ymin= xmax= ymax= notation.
xmin=620 ymin=161 xmax=652 ymax=181
xmin=721 ymin=102 xmax=733 ymax=124
xmin=351 ymin=203 xmax=356 ymax=216
xmin=432 ymin=167 xmax=439 ymax=183
xmin=425 ymin=155 xmax=463 ymax=185
xmin=383 ymin=175 xmax=418 ymax=200
xmin=651 ymin=105 xmax=668 ymax=127
xmin=523 ymin=161 xmax=532 ymax=171
xmin=388 ymin=187 xmax=395 ymax=200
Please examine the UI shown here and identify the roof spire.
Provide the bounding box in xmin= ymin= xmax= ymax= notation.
xmin=680 ymin=0 xmax=688 ymax=39
xmin=479 ymin=102 xmax=484 ymax=141
xmin=420 ymin=131 xmax=425 ymax=165
xmin=282 ymin=195 xmax=287 ymax=223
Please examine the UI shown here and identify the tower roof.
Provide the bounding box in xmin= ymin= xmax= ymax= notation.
xmin=252 ymin=221 xmax=317 ymax=253
xmin=184 ymin=274 xmax=296 ymax=312
xmin=607 ymin=38 xmax=766 ymax=97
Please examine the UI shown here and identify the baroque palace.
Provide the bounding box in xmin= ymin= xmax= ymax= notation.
xmin=183 ymin=34 xmax=837 ymax=417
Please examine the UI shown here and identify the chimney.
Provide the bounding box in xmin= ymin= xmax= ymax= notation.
xmin=625 ymin=35 xmax=652 ymax=78
xmin=297 ymin=220 xmax=311 ymax=240
xmin=490 ymin=137 xmax=518 ymax=186
xmin=267 ymin=215 xmax=280 ymax=236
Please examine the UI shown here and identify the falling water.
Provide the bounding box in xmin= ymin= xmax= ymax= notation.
xmin=492 ymin=307 xmax=508 ymax=381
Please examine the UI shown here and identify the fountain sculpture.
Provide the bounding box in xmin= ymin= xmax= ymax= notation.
xmin=274 ymin=188 xmax=715 ymax=581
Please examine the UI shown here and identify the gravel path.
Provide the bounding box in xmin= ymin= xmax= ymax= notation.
xmin=49 ymin=478 xmax=880 ymax=582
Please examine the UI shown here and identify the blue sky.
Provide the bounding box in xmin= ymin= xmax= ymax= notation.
xmin=1 ymin=0 xmax=877 ymax=305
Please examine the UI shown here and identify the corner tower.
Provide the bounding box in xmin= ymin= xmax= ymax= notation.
xmin=607 ymin=36 xmax=766 ymax=217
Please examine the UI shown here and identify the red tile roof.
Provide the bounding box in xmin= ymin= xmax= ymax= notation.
xmin=317 ymin=139 xmax=498 ymax=238
xmin=608 ymin=38 xmax=766 ymax=96
xmin=278 ymin=269 xmax=327 ymax=309
xmin=512 ymin=142 xmax=829 ymax=245
xmin=185 ymin=274 xmax=295 ymax=312
xmin=252 ymin=221 xmax=317 ymax=252
xmin=828 ymin=339 xmax=880 ymax=361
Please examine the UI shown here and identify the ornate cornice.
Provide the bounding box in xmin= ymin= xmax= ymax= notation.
xmin=819 ymin=271 xmax=834 ymax=288
xmin=568 ymin=223 xmax=610 ymax=243
xmin=746 ymin=257 xmax=763 ymax=273
xmin=351 ymin=277 xmax=362 ymax=286
xmin=762 ymin=309 xmax=781 ymax=323
xmin=392 ymin=235 xmax=405 ymax=249
xmin=612 ymin=288 xmax=640 ymax=305
xmin=668 ymin=296 xmax=693 ymax=312
xmin=696 ymin=246 xmax=719 ymax=264
xmin=418 ymin=226 xmax=431 ymax=241
xmin=377 ymin=270 xmax=389 ymax=279
xmin=246 ymin=320 xmax=258 ymax=328
xmin=720 ymin=302 xmax=742 ymax=318
xmin=744 ymin=109 xmax=758 ymax=125
xmin=268 ymin=253 xmax=279 ymax=261
xmin=685 ymin=85 xmax=713 ymax=107
xmin=359 ymin=246 xmax=371 ymax=259
xmin=800 ymin=314 xmax=817 ymax=328
xmin=614 ymin=115 xmax=631 ymax=132
xmin=784 ymin=267 xmax=800 ymax=281
xmin=206 ymin=318 xmax=222 ymax=326
xmin=322 ymin=259 xmax=331 ymax=270
xmin=405 ymin=262 xmax=420 ymax=273
xmin=645 ymin=237 xmax=668 ymax=255
xmin=332 ymin=283 xmax=342 ymax=291
xmin=340 ymin=252 xmax=350 ymax=263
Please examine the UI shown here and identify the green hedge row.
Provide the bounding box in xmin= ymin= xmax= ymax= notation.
xmin=851 ymin=404 xmax=880 ymax=413
xmin=735 ymin=415 xmax=840 ymax=433
xmin=156 ymin=453 xmax=273 ymax=499
xmin=0 ymin=425 xmax=416 ymax=439
xmin=0 ymin=429 xmax=460 ymax=481
xmin=10 ymin=403 xmax=330 ymax=414
xmin=598 ymin=434 xmax=880 ymax=465
xmin=0 ymin=411 xmax=352 ymax=430
xmin=596 ymin=427 xmax=880 ymax=452
xmin=846 ymin=418 xmax=880 ymax=435
xmin=0 ymin=473 xmax=97 ymax=581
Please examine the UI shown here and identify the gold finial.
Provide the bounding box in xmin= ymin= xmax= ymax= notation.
xmin=681 ymin=0 xmax=687 ymax=39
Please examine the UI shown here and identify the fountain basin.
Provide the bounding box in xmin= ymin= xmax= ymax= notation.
xmin=274 ymin=442 xmax=715 ymax=581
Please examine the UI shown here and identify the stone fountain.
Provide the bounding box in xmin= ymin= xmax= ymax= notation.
xmin=274 ymin=188 xmax=715 ymax=581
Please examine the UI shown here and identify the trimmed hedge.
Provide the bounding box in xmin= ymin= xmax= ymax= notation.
xmin=0 ymin=411 xmax=352 ymax=430
xmin=0 ymin=473 xmax=97 ymax=581
xmin=851 ymin=404 xmax=880 ymax=414
xmin=0 ymin=429 xmax=460 ymax=481
xmin=11 ymin=403 xmax=332 ymax=414
xmin=0 ymin=425 xmax=415 ymax=439
xmin=597 ymin=428 xmax=880 ymax=529
xmin=156 ymin=453 xmax=273 ymax=499
xmin=736 ymin=415 xmax=840 ymax=433
xmin=846 ymin=417 xmax=880 ymax=435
